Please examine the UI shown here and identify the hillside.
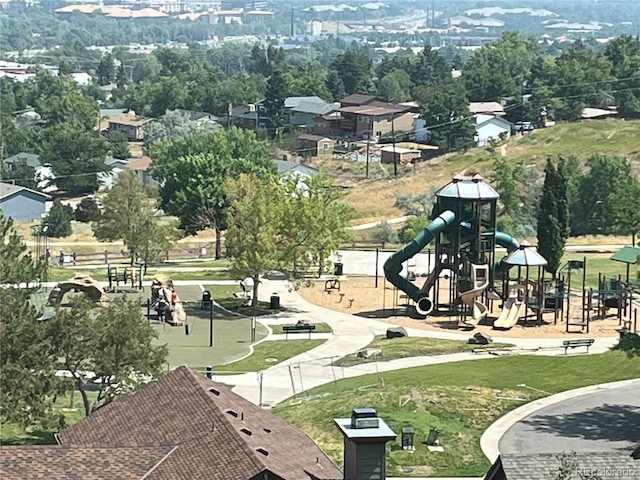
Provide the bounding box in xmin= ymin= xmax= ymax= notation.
xmin=309 ymin=118 xmax=640 ymax=224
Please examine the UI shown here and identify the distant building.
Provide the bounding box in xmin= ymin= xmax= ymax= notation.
xmin=380 ymin=146 xmax=422 ymax=165
xmin=108 ymin=111 xmax=153 ymax=141
xmin=124 ymin=156 xmax=157 ymax=187
xmin=475 ymin=114 xmax=512 ymax=146
xmin=337 ymin=94 xmax=417 ymax=140
xmin=0 ymin=182 xmax=51 ymax=221
xmin=298 ymin=133 xmax=334 ymax=158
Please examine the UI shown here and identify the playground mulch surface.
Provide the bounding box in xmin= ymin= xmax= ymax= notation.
xmin=297 ymin=276 xmax=627 ymax=338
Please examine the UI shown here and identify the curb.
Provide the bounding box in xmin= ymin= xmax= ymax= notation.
xmin=479 ymin=378 xmax=640 ymax=463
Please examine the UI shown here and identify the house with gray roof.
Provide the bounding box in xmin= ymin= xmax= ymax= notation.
xmin=0 ymin=366 xmax=342 ymax=480
xmin=273 ymin=159 xmax=318 ymax=178
xmin=290 ymin=99 xmax=340 ymax=133
xmin=0 ymin=182 xmax=51 ymax=221
xmin=2 ymin=152 xmax=41 ymax=169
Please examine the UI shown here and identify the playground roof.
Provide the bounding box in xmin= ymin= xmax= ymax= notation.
xmin=436 ymin=175 xmax=499 ymax=200
xmin=504 ymin=244 xmax=548 ymax=266
xmin=611 ymin=245 xmax=640 ymax=264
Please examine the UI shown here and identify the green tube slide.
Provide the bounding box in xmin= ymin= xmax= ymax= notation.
xmin=383 ymin=210 xmax=456 ymax=315
xmin=495 ymin=231 xmax=520 ymax=271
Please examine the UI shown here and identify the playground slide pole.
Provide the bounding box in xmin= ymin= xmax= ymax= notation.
xmin=383 ymin=210 xmax=456 ymax=315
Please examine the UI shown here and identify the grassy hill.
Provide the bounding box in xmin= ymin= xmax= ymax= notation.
xmin=310 ymin=118 xmax=640 ymax=224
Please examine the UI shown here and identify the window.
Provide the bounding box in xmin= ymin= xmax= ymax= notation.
xmin=322 ymin=142 xmax=329 ymax=150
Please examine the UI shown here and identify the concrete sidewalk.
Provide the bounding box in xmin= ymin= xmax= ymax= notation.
xmin=226 ymin=279 xmax=620 ymax=407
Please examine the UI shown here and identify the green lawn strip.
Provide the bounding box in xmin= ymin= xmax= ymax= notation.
xmin=274 ymin=351 xmax=640 ymax=477
xmin=1 ymin=390 xmax=98 ymax=445
xmin=212 ymin=339 xmax=326 ymax=373
xmin=270 ymin=323 xmax=333 ymax=334
xmin=46 ymin=267 xmax=233 ymax=283
xmin=334 ymin=336 xmax=513 ymax=366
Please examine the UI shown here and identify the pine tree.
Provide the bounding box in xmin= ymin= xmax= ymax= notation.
xmin=537 ymin=158 xmax=569 ymax=277
xmin=43 ymin=199 xmax=74 ymax=238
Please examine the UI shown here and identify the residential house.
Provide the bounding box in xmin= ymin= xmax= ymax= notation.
xmin=125 ymin=156 xmax=157 ymax=187
xmin=288 ymin=97 xmax=339 ymax=133
xmin=99 ymin=156 xmax=131 ymax=190
xmin=108 ymin=111 xmax=153 ymax=141
xmin=175 ymin=109 xmax=221 ymax=125
xmin=0 ymin=182 xmax=51 ymax=221
xmin=2 ymin=152 xmax=41 ymax=170
xmin=380 ymin=146 xmax=422 ymax=165
xmin=475 ymin=114 xmax=512 ymax=146
xmin=337 ymin=94 xmax=417 ymax=140
xmin=469 ymin=101 xmax=505 ymax=116
xmin=229 ymin=101 xmax=265 ymax=130
xmin=0 ymin=366 xmax=343 ymax=480
xmin=313 ymin=111 xmax=343 ymax=137
xmin=273 ymin=159 xmax=318 ymax=179
xmin=298 ymin=133 xmax=334 ymax=158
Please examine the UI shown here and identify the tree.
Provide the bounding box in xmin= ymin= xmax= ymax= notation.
xmin=263 ymin=68 xmax=289 ymax=133
xmin=537 ymin=158 xmax=569 ymax=277
xmin=394 ymin=188 xmax=437 ymax=217
xmin=414 ymin=79 xmax=474 ymax=150
xmin=93 ymin=171 xmax=178 ymax=265
xmin=225 ymin=173 xmax=283 ymax=306
xmin=0 ymin=214 xmax=62 ymax=429
xmin=328 ymin=50 xmax=374 ymax=96
xmin=96 ymin=53 xmax=115 ymax=86
xmin=608 ymin=176 xmax=640 ymax=245
xmin=399 ymin=216 xmax=429 ymax=243
xmin=106 ymin=130 xmax=130 ymax=159
xmin=552 ymin=452 xmax=603 ymax=480
xmin=142 ymin=109 xmax=219 ymax=148
xmin=279 ymin=174 xmax=353 ymax=277
xmin=284 ymin=63 xmax=332 ymax=101
xmin=40 ymin=126 xmax=110 ymax=194
xmin=572 ymin=155 xmax=632 ymax=236
xmin=74 ymin=197 xmax=102 ymax=223
xmin=410 ymin=46 xmax=450 ymax=87
xmin=150 ymin=128 xmax=275 ymax=258
xmin=43 ymin=199 xmax=74 ymax=238
xmin=377 ymin=69 xmax=411 ymax=103
xmin=604 ymin=35 xmax=640 ymax=117
xmin=373 ymin=220 xmax=399 ymax=248
xmin=47 ymin=296 xmax=168 ymax=417
xmin=0 ymin=159 xmax=37 ymax=190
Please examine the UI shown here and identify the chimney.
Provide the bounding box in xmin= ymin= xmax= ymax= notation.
xmin=334 ymin=408 xmax=396 ymax=480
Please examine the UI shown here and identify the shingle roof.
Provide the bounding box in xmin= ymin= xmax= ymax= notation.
xmin=2 ymin=152 xmax=41 ymax=168
xmin=0 ymin=445 xmax=175 ymax=480
xmin=291 ymin=100 xmax=339 ymax=115
xmin=340 ymin=93 xmax=378 ymax=106
xmin=125 ymin=156 xmax=152 ymax=171
xmin=0 ymin=182 xmax=51 ymax=200
xmin=57 ymin=366 xmax=341 ymax=480
xmin=108 ymin=112 xmax=152 ymax=127
xmin=493 ymin=451 xmax=640 ymax=480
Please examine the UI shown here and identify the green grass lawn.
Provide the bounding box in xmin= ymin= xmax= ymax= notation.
xmin=270 ymin=323 xmax=333 ymax=334
xmin=46 ymin=266 xmax=232 ymax=283
xmin=334 ymin=336 xmax=513 ymax=366
xmin=273 ymin=351 xmax=640 ymax=477
xmin=1 ymin=390 xmax=97 ymax=445
xmin=212 ymin=339 xmax=326 ymax=373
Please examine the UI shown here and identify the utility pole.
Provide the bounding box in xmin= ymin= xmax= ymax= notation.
xmin=391 ymin=111 xmax=397 ymax=178
xmin=365 ymin=130 xmax=370 ymax=178
xmin=290 ymin=2 xmax=294 ymax=37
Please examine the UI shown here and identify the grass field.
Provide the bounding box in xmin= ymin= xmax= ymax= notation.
xmin=309 ymin=119 xmax=640 ymax=224
xmin=211 ymin=339 xmax=326 ymax=373
xmin=334 ymin=336 xmax=513 ymax=366
xmin=274 ymin=351 xmax=640 ymax=477
xmin=270 ymin=322 xmax=333 ymax=334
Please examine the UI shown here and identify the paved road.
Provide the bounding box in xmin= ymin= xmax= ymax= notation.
xmin=498 ymin=380 xmax=640 ymax=455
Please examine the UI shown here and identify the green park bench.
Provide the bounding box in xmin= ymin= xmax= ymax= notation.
xmin=282 ymin=323 xmax=316 ymax=339
xmin=563 ymin=338 xmax=595 ymax=354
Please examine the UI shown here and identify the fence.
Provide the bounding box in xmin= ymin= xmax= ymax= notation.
xmin=57 ymin=244 xmax=218 ymax=266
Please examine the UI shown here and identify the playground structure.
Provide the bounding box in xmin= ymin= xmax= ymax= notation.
xmin=150 ymin=277 xmax=186 ymax=326
xmin=107 ymin=264 xmax=144 ymax=292
xmin=48 ymin=274 xmax=107 ymax=306
xmin=381 ymin=175 xmax=640 ymax=333
xmin=383 ymin=174 xmax=520 ymax=326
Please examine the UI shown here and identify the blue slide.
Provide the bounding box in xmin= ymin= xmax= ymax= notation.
xmin=383 ymin=210 xmax=456 ymax=315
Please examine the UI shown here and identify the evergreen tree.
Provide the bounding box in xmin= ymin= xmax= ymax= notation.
xmin=263 ymin=68 xmax=289 ymax=134
xmin=43 ymin=199 xmax=74 ymax=238
xmin=96 ymin=53 xmax=115 ymax=86
xmin=537 ymin=158 xmax=569 ymax=277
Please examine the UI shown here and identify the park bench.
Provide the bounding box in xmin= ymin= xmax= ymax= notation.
xmin=562 ymin=338 xmax=595 ymax=355
xmin=282 ymin=323 xmax=316 ymax=339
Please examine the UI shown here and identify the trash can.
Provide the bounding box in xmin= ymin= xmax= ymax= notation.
xmin=270 ymin=294 xmax=280 ymax=309
xmin=334 ymin=262 xmax=344 ymax=276
xmin=201 ymin=290 xmax=211 ymax=309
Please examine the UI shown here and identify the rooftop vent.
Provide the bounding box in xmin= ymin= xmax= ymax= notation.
xmin=351 ymin=407 xmax=379 ymax=429
xmin=263 ymin=428 xmax=272 ymax=433
xmin=208 ymin=387 xmax=220 ymax=396
xmin=226 ymin=409 xmax=238 ymax=418
xmin=256 ymin=448 xmax=269 ymax=456
xmin=240 ymin=428 xmax=252 ymax=436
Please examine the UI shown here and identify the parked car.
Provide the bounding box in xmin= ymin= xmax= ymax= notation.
xmin=514 ymin=121 xmax=535 ymax=133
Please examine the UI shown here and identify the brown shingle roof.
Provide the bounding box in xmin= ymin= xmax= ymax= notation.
xmin=58 ymin=366 xmax=342 ymax=480
xmin=0 ymin=445 xmax=175 ymax=479
xmin=125 ymin=156 xmax=152 ymax=171
xmin=340 ymin=93 xmax=378 ymax=106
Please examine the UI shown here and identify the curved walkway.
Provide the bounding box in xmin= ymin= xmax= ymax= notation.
xmin=224 ymin=279 xmax=620 ymax=407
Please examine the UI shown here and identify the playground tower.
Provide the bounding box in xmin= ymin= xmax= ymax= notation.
xmin=383 ymin=174 xmax=519 ymax=319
